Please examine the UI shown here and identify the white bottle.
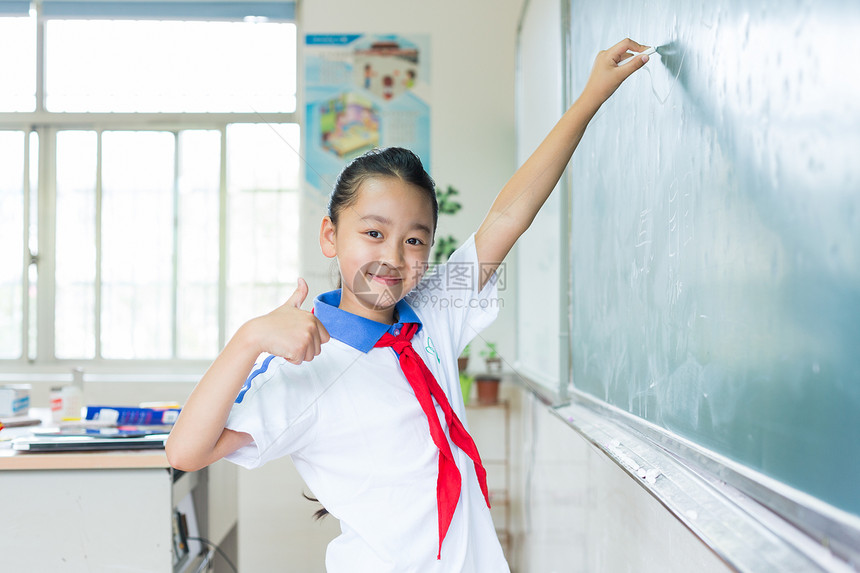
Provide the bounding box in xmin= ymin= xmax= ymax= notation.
xmin=50 ymin=384 xmax=81 ymax=422
xmin=61 ymin=385 xmax=82 ymax=421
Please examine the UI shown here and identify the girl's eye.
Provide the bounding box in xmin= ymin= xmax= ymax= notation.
xmin=406 ymin=238 xmax=424 ymax=246
xmin=366 ymin=230 xmax=381 ymax=238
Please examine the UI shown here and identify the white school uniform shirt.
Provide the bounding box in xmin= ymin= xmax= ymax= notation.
xmin=224 ymin=232 xmax=510 ymax=573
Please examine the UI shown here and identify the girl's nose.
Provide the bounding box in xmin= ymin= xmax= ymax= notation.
xmin=381 ymin=241 xmax=405 ymax=269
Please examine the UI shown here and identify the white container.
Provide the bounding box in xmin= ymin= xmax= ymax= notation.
xmin=50 ymin=385 xmax=82 ymax=422
xmin=0 ymin=385 xmax=31 ymax=418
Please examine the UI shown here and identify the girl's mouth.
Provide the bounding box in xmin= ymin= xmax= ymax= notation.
xmin=368 ymin=273 xmax=402 ymax=286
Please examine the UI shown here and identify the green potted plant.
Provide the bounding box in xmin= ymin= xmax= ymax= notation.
xmin=480 ymin=342 xmax=502 ymax=375
xmin=475 ymin=342 xmax=502 ymax=405
xmin=459 ymin=372 xmax=475 ymax=406
xmin=433 ymin=185 xmax=462 ymax=264
xmin=458 ymin=344 xmax=473 ymax=405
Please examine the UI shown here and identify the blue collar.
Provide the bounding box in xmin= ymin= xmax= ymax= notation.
xmin=313 ymin=289 xmax=423 ymax=353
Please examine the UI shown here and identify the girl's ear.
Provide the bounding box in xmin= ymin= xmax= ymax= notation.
xmin=320 ymin=216 xmax=337 ymax=259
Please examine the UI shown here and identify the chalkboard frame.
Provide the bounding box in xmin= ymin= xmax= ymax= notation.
xmin=563 ymin=2 xmax=860 ymax=566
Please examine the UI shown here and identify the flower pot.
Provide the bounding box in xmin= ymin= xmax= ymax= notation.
xmin=457 ymin=356 xmax=469 ymax=373
xmin=475 ymin=375 xmax=501 ymax=405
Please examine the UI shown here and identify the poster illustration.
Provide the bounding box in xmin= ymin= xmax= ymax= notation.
xmin=304 ymin=34 xmax=431 ymax=193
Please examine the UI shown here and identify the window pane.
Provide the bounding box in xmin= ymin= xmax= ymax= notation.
xmin=177 ymin=130 xmax=220 ymax=359
xmin=55 ymin=131 xmax=98 ymax=359
xmin=0 ymin=16 xmax=36 ymax=111
xmin=101 ymin=131 xmax=175 ymax=358
xmin=0 ymin=131 xmax=25 ymax=358
xmin=46 ymin=20 xmax=296 ymax=113
xmin=226 ymin=123 xmax=300 ymax=336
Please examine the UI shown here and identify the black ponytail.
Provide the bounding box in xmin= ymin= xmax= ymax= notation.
xmin=302 ymin=492 xmax=329 ymax=521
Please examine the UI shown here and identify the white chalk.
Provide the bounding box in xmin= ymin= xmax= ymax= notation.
xmin=618 ymin=46 xmax=656 ymax=66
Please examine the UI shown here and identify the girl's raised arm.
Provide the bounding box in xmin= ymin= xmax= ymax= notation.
xmin=475 ymin=38 xmax=650 ymax=289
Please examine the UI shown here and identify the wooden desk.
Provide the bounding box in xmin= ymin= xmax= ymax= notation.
xmin=0 ymin=447 xmax=170 ymax=470
xmin=0 ymin=441 xmax=237 ymax=572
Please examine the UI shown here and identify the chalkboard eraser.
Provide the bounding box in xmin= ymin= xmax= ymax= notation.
xmin=618 ymin=46 xmax=656 ymax=66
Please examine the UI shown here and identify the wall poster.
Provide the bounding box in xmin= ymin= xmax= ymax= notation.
xmin=304 ymin=34 xmax=431 ymax=193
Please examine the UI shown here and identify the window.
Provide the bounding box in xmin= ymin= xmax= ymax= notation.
xmin=45 ymin=19 xmax=296 ymax=113
xmin=0 ymin=2 xmax=299 ymax=369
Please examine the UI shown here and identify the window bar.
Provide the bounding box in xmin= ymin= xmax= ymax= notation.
xmin=171 ymin=131 xmax=180 ymax=358
xmin=217 ymin=125 xmax=228 ymax=350
xmin=22 ymin=130 xmax=31 ymax=362
xmin=35 ymin=0 xmax=44 ymax=114
xmin=31 ymin=2 xmax=48 ymax=361
xmin=36 ymin=126 xmax=56 ymax=361
xmin=28 ymin=131 xmax=39 ymax=361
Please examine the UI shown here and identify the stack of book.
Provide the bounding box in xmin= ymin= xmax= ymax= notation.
xmin=9 ymin=404 xmax=181 ymax=452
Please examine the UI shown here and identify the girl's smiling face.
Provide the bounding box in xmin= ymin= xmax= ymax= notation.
xmin=320 ymin=176 xmax=435 ymax=323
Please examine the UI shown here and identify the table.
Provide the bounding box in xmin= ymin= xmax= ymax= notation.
xmin=0 ymin=435 xmax=237 ymax=572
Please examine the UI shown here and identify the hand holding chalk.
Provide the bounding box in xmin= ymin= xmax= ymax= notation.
xmin=580 ymin=38 xmax=651 ymax=108
xmin=618 ymin=46 xmax=656 ymax=66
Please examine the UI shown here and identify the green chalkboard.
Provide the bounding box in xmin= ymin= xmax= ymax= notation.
xmin=566 ymin=0 xmax=860 ymax=519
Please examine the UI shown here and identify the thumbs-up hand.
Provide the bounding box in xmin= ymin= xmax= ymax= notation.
xmin=249 ymin=278 xmax=331 ymax=365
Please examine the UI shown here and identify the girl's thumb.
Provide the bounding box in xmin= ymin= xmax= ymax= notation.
xmin=286 ymin=277 xmax=309 ymax=308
